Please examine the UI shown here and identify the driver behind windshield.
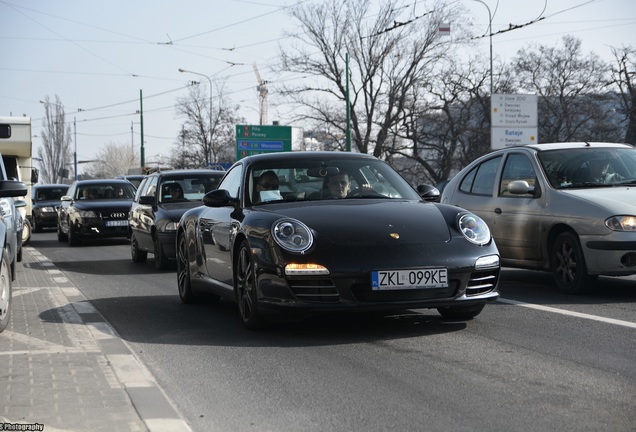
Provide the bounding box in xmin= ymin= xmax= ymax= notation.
xmin=254 ymin=170 xmax=282 ymax=203
xmin=326 ymin=172 xmax=351 ymax=198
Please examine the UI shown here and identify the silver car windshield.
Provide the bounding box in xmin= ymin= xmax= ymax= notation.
xmin=538 ymin=147 xmax=636 ymax=189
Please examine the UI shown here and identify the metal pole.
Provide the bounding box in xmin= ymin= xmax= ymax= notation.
xmin=140 ymin=90 xmax=145 ymax=167
xmin=346 ymin=52 xmax=351 ymax=152
xmin=472 ymin=0 xmax=493 ymax=95
xmin=73 ymin=117 xmax=78 ymax=180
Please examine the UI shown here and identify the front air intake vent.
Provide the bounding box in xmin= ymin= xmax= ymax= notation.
xmin=466 ymin=269 xmax=499 ymax=296
xmin=288 ymin=279 xmax=340 ymax=303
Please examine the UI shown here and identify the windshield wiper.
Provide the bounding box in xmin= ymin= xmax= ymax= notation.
xmin=615 ymin=179 xmax=636 ymax=186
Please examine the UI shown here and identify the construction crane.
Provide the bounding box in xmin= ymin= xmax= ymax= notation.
xmin=252 ymin=63 xmax=268 ymax=125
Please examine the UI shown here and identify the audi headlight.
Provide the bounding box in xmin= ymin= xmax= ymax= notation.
xmin=0 ymin=199 xmax=12 ymax=217
xmin=77 ymin=210 xmax=97 ymax=218
xmin=458 ymin=213 xmax=491 ymax=245
xmin=165 ymin=221 xmax=179 ymax=231
xmin=606 ymin=215 xmax=636 ymax=232
xmin=272 ymin=218 xmax=313 ymax=253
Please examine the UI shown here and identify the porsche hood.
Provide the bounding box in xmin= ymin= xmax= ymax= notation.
xmin=267 ymin=200 xmax=452 ymax=246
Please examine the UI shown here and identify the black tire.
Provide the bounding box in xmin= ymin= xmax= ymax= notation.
xmin=67 ymin=221 xmax=79 ymax=246
xmin=235 ymin=240 xmax=265 ymax=330
xmin=10 ymin=256 xmax=15 ymax=282
xmin=154 ymin=237 xmax=169 ymax=270
xmin=33 ymin=218 xmax=42 ymax=233
xmin=551 ymin=231 xmax=596 ymax=294
xmin=57 ymin=222 xmax=67 ymax=242
xmin=437 ymin=303 xmax=485 ymax=320
xmin=177 ymin=232 xmax=196 ymax=303
xmin=131 ymin=233 xmax=147 ymax=263
xmin=0 ymin=250 xmax=12 ymax=333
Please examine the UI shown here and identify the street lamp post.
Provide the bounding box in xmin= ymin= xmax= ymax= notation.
xmin=73 ymin=117 xmax=78 ymax=180
xmin=179 ymin=68 xmax=213 ymax=166
xmin=472 ymin=0 xmax=493 ymax=96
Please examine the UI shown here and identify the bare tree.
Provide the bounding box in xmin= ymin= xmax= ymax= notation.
xmin=610 ymin=45 xmax=636 ymax=144
xmin=84 ymin=141 xmax=138 ymax=179
xmin=279 ymin=0 xmax=467 ymax=158
xmin=513 ymin=36 xmax=613 ymax=143
xmin=173 ymin=80 xmax=244 ymax=168
xmin=38 ymin=96 xmax=72 ymax=184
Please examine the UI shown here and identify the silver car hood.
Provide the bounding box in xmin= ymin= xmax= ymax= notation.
xmin=560 ymin=187 xmax=636 ymax=215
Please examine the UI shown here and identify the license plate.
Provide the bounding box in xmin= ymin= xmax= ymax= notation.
xmin=371 ymin=268 xmax=448 ymax=290
xmin=105 ymin=220 xmax=128 ymax=227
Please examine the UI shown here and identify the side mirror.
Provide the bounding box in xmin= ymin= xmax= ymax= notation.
xmin=14 ymin=199 xmax=27 ymax=208
xmin=416 ymin=184 xmax=440 ymax=202
xmin=203 ymin=189 xmax=239 ymax=207
xmin=139 ymin=195 xmax=155 ymax=205
xmin=0 ymin=180 xmax=28 ymax=198
xmin=508 ymin=180 xmax=536 ymax=195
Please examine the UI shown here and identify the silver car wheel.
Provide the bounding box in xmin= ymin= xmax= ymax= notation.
xmin=551 ymin=231 xmax=595 ymax=294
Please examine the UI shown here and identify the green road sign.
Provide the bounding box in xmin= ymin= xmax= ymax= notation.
xmin=236 ymin=124 xmax=292 ymax=160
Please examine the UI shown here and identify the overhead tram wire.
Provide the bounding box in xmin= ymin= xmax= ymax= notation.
xmin=470 ymin=0 xmax=606 ymax=42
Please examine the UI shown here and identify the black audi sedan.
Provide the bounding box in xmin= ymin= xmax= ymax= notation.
xmin=57 ymin=179 xmax=136 ymax=246
xmin=177 ymin=151 xmax=501 ymax=329
xmin=31 ymin=183 xmax=69 ymax=232
xmin=129 ymin=169 xmax=224 ymax=270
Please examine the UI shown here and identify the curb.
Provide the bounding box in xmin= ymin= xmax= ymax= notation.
xmin=26 ymin=246 xmax=193 ymax=432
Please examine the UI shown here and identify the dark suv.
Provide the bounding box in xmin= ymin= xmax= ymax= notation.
xmin=129 ymin=169 xmax=224 ymax=270
xmin=32 ymin=184 xmax=69 ymax=232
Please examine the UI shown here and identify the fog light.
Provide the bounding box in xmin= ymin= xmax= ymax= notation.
xmin=620 ymin=252 xmax=636 ymax=268
xmin=475 ymin=255 xmax=499 ymax=270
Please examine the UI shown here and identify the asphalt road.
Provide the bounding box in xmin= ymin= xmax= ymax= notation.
xmin=30 ymin=231 xmax=636 ymax=432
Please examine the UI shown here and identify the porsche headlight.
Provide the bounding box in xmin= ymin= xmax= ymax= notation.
xmin=605 ymin=215 xmax=636 ymax=232
xmin=272 ymin=218 xmax=313 ymax=253
xmin=458 ymin=213 xmax=491 ymax=245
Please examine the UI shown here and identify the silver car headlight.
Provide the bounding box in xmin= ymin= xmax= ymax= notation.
xmin=605 ymin=215 xmax=636 ymax=232
xmin=0 ymin=199 xmax=12 ymax=217
xmin=272 ymin=218 xmax=313 ymax=253
xmin=77 ymin=210 xmax=97 ymax=218
xmin=458 ymin=213 xmax=491 ymax=245
xmin=41 ymin=206 xmax=56 ymax=213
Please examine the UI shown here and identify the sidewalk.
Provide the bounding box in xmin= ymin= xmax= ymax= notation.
xmin=0 ymin=246 xmax=192 ymax=432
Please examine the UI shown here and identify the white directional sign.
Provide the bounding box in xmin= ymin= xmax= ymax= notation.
xmin=491 ymin=127 xmax=538 ymax=148
xmin=491 ymin=93 xmax=538 ymax=149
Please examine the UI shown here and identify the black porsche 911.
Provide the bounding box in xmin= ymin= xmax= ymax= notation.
xmin=177 ymin=151 xmax=501 ymax=329
xmin=57 ymin=179 xmax=136 ymax=246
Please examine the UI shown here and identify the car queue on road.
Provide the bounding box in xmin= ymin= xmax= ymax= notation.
xmin=18 ymin=142 xmax=636 ymax=331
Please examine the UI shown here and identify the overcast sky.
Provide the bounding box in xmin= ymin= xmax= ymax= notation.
xmin=1 ymin=0 xmax=635 ymax=170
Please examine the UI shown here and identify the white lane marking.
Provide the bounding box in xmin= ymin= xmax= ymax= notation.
xmin=499 ymin=298 xmax=636 ymax=329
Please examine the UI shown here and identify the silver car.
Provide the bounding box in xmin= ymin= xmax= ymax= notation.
xmin=441 ymin=142 xmax=636 ymax=294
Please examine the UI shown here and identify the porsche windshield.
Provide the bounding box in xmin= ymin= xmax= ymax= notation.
xmin=248 ymin=158 xmax=421 ymax=204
